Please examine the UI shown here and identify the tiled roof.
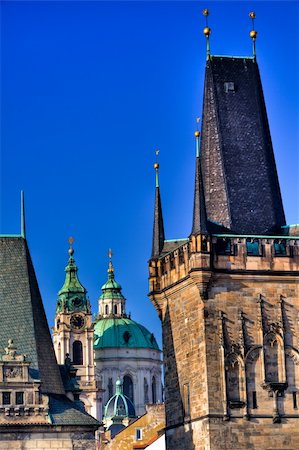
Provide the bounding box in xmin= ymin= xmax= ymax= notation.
xmin=200 ymin=56 xmax=285 ymax=235
xmin=0 ymin=237 xmax=65 ymax=395
xmin=48 ymin=395 xmax=99 ymax=426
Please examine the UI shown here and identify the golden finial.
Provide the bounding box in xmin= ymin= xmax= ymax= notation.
xmin=68 ymin=236 xmax=74 ymax=255
xmin=108 ymin=248 xmax=114 ymax=273
xmin=154 ymin=150 xmax=160 ymax=187
xmin=249 ymin=11 xmax=257 ymax=58
xmin=202 ymin=8 xmax=211 ymax=59
xmin=195 ymin=118 xmax=201 ymax=157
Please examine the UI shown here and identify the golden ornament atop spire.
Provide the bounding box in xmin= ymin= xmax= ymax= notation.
xmin=68 ymin=236 xmax=74 ymax=255
xmin=202 ymin=8 xmax=211 ymax=59
xmin=249 ymin=11 xmax=258 ymax=58
xmin=194 ymin=117 xmax=201 ymax=138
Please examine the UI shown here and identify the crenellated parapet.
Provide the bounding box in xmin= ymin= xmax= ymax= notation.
xmin=149 ymin=234 xmax=299 ymax=297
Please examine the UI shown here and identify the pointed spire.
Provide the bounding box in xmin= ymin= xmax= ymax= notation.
xmin=191 ymin=120 xmax=208 ymax=235
xmin=249 ymin=12 xmax=258 ymax=59
xmin=203 ymin=9 xmax=211 ymax=60
xmin=21 ymin=191 xmax=26 ymax=238
xmin=151 ymin=150 xmax=165 ymax=259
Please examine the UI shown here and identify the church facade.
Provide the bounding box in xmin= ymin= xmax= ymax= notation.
xmin=53 ymin=246 xmax=162 ymax=422
xmin=148 ymin=13 xmax=299 ymax=450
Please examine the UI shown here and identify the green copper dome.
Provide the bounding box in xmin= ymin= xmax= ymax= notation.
xmin=94 ymin=317 xmax=160 ymax=350
xmin=56 ymin=245 xmax=90 ymax=314
xmin=104 ymin=379 xmax=136 ymax=420
xmin=99 ymin=264 xmax=124 ymax=301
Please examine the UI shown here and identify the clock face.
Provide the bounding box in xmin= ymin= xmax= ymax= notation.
xmin=70 ymin=314 xmax=85 ymax=330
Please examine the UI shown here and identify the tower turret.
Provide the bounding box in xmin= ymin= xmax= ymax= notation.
xmin=98 ymin=250 xmax=126 ymax=318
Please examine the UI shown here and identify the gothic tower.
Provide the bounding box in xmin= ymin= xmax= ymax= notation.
xmin=53 ymin=239 xmax=97 ymax=417
xmin=148 ymin=11 xmax=299 ymax=450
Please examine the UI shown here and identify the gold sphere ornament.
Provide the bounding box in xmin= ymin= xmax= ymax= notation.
xmin=154 ymin=163 xmax=159 ymax=170
xmin=249 ymin=11 xmax=256 ymax=19
xmin=203 ymin=27 xmax=211 ymax=36
xmin=68 ymin=247 xmax=74 ymax=256
xmin=250 ymin=30 xmax=258 ymax=39
xmin=202 ymin=8 xmax=209 ymax=17
xmin=194 ymin=131 xmax=200 ymax=138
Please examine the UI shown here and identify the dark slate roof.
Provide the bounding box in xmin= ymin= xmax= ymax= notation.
xmin=191 ymin=156 xmax=208 ymax=235
xmin=48 ymin=395 xmax=99 ymax=426
xmin=200 ymin=56 xmax=286 ymax=235
xmin=151 ymin=186 xmax=165 ymax=258
xmin=0 ymin=237 xmax=64 ymax=395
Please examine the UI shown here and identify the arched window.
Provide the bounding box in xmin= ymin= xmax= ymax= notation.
xmin=73 ymin=340 xmax=83 ymax=365
xmin=114 ymin=304 xmax=118 ymax=315
xmin=123 ymin=375 xmax=134 ymax=403
xmin=152 ymin=376 xmax=157 ymax=403
xmin=57 ymin=342 xmax=61 ymax=363
xmin=108 ymin=377 xmax=113 ymax=399
xmin=105 ymin=305 xmax=109 ymax=315
xmin=265 ymin=339 xmax=279 ymax=382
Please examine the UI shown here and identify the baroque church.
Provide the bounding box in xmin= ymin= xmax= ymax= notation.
xmin=148 ymin=10 xmax=299 ymax=450
xmin=52 ymin=243 xmax=163 ymax=423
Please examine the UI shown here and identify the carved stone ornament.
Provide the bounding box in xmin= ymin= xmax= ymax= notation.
xmin=4 ymin=366 xmax=22 ymax=378
xmin=2 ymin=339 xmax=26 ymax=362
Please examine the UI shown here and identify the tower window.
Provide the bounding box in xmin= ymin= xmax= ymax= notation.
xmin=73 ymin=340 xmax=83 ymax=365
xmin=108 ymin=378 xmax=113 ymax=399
xmin=252 ymin=391 xmax=257 ymax=409
xmin=183 ymin=383 xmax=190 ymax=417
xmin=152 ymin=376 xmax=157 ymax=404
xmin=293 ymin=392 xmax=298 ymax=409
xmin=105 ymin=305 xmax=109 ymax=315
xmin=16 ymin=392 xmax=24 ymax=405
xmin=114 ymin=304 xmax=118 ymax=315
xmin=2 ymin=392 xmax=11 ymax=405
xmin=224 ymin=81 xmax=235 ymax=92
xmin=123 ymin=375 xmax=134 ymax=403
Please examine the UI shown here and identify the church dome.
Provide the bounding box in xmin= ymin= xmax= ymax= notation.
xmin=94 ymin=317 xmax=160 ymax=350
xmin=104 ymin=379 xmax=136 ymax=419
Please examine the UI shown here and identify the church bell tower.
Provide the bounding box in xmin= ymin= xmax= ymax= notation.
xmin=53 ymin=238 xmax=97 ymax=416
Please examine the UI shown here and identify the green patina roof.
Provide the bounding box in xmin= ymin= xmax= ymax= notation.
xmin=94 ymin=317 xmax=160 ymax=350
xmin=56 ymin=247 xmax=90 ymax=314
xmin=104 ymin=379 xmax=136 ymax=420
xmin=99 ymin=261 xmax=124 ymax=301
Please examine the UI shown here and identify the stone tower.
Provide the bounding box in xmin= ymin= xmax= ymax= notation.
xmin=148 ymin=13 xmax=299 ymax=450
xmin=53 ymin=240 xmax=98 ymax=417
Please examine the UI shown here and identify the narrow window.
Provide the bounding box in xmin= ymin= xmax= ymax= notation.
xmin=108 ymin=378 xmax=113 ymax=399
xmin=183 ymin=383 xmax=190 ymax=417
xmin=252 ymin=391 xmax=257 ymax=409
xmin=16 ymin=392 xmax=24 ymax=405
xmin=152 ymin=376 xmax=157 ymax=404
xmin=135 ymin=428 xmax=142 ymax=440
xmin=114 ymin=304 xmax=118 ymax=315
xmin=293 ymin=392 xmax=298 ymax=409
xmin=73 ymin=340 xmax=83 ymax=365
xmin=105 ymin=305 xmax=109 ymax=315
xmin=2 ymin=392 xmax=11 ymax=405
xmin=123 ymin=375 xmax=134 ymax=403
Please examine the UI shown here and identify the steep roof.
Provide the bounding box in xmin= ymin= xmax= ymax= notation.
xmin=200 ymin=56 xmax=285 ymax=235
xmin=151 ymin=185 xmax=165 ymax=259
xmin=0 ymin=237 xmax=65 ymax=395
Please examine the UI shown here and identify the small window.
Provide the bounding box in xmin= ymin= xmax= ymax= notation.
xmin=73 ymin=340 xmax=83 ymax=365
xmin=105 ymin=305 xmax=109 ymax=315
xmin=252 ymin=391 xmax=257 ymax=409
xmin=224 ymin=81 xmax=235 ymax=93
xmin=114 ymin=304 xmax=118 ymax=315
xmin=274 ymin=242 xmax=286 ymax=256
xmin=2 ymin=392 xmax=11 ymax=405
xmin=123 ymin=331 xmax=131 ymax=343
xmin=135 ymin=428 xmax=142 ymax=440
xmin=246 ymin=241 xmax=259 ymax=256
xmin=16 ymin=392 xmax=24 ymax=405
xmin=293 ymin=392 xmax=298 ymax=409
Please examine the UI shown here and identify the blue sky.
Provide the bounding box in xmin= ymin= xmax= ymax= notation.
xmin=1 ymin=1 xmax=298 ymax=348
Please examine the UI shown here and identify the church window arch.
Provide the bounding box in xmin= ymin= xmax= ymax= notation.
xmin=123 ymin=375 xmax=134 ymax=403
xmin=73 ymin=340 xmax=83 ymax=365
xmin=105 ymin=305 xmax=109 ymax=315
xmin=152 ymin=375 xmax=157 ymax=403
xmin=114 ymin=304 xmax=118 ymax=315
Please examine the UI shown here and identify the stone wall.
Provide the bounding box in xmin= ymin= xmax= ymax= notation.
xmin=0 ymin=431 xmax=96 ymax=450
